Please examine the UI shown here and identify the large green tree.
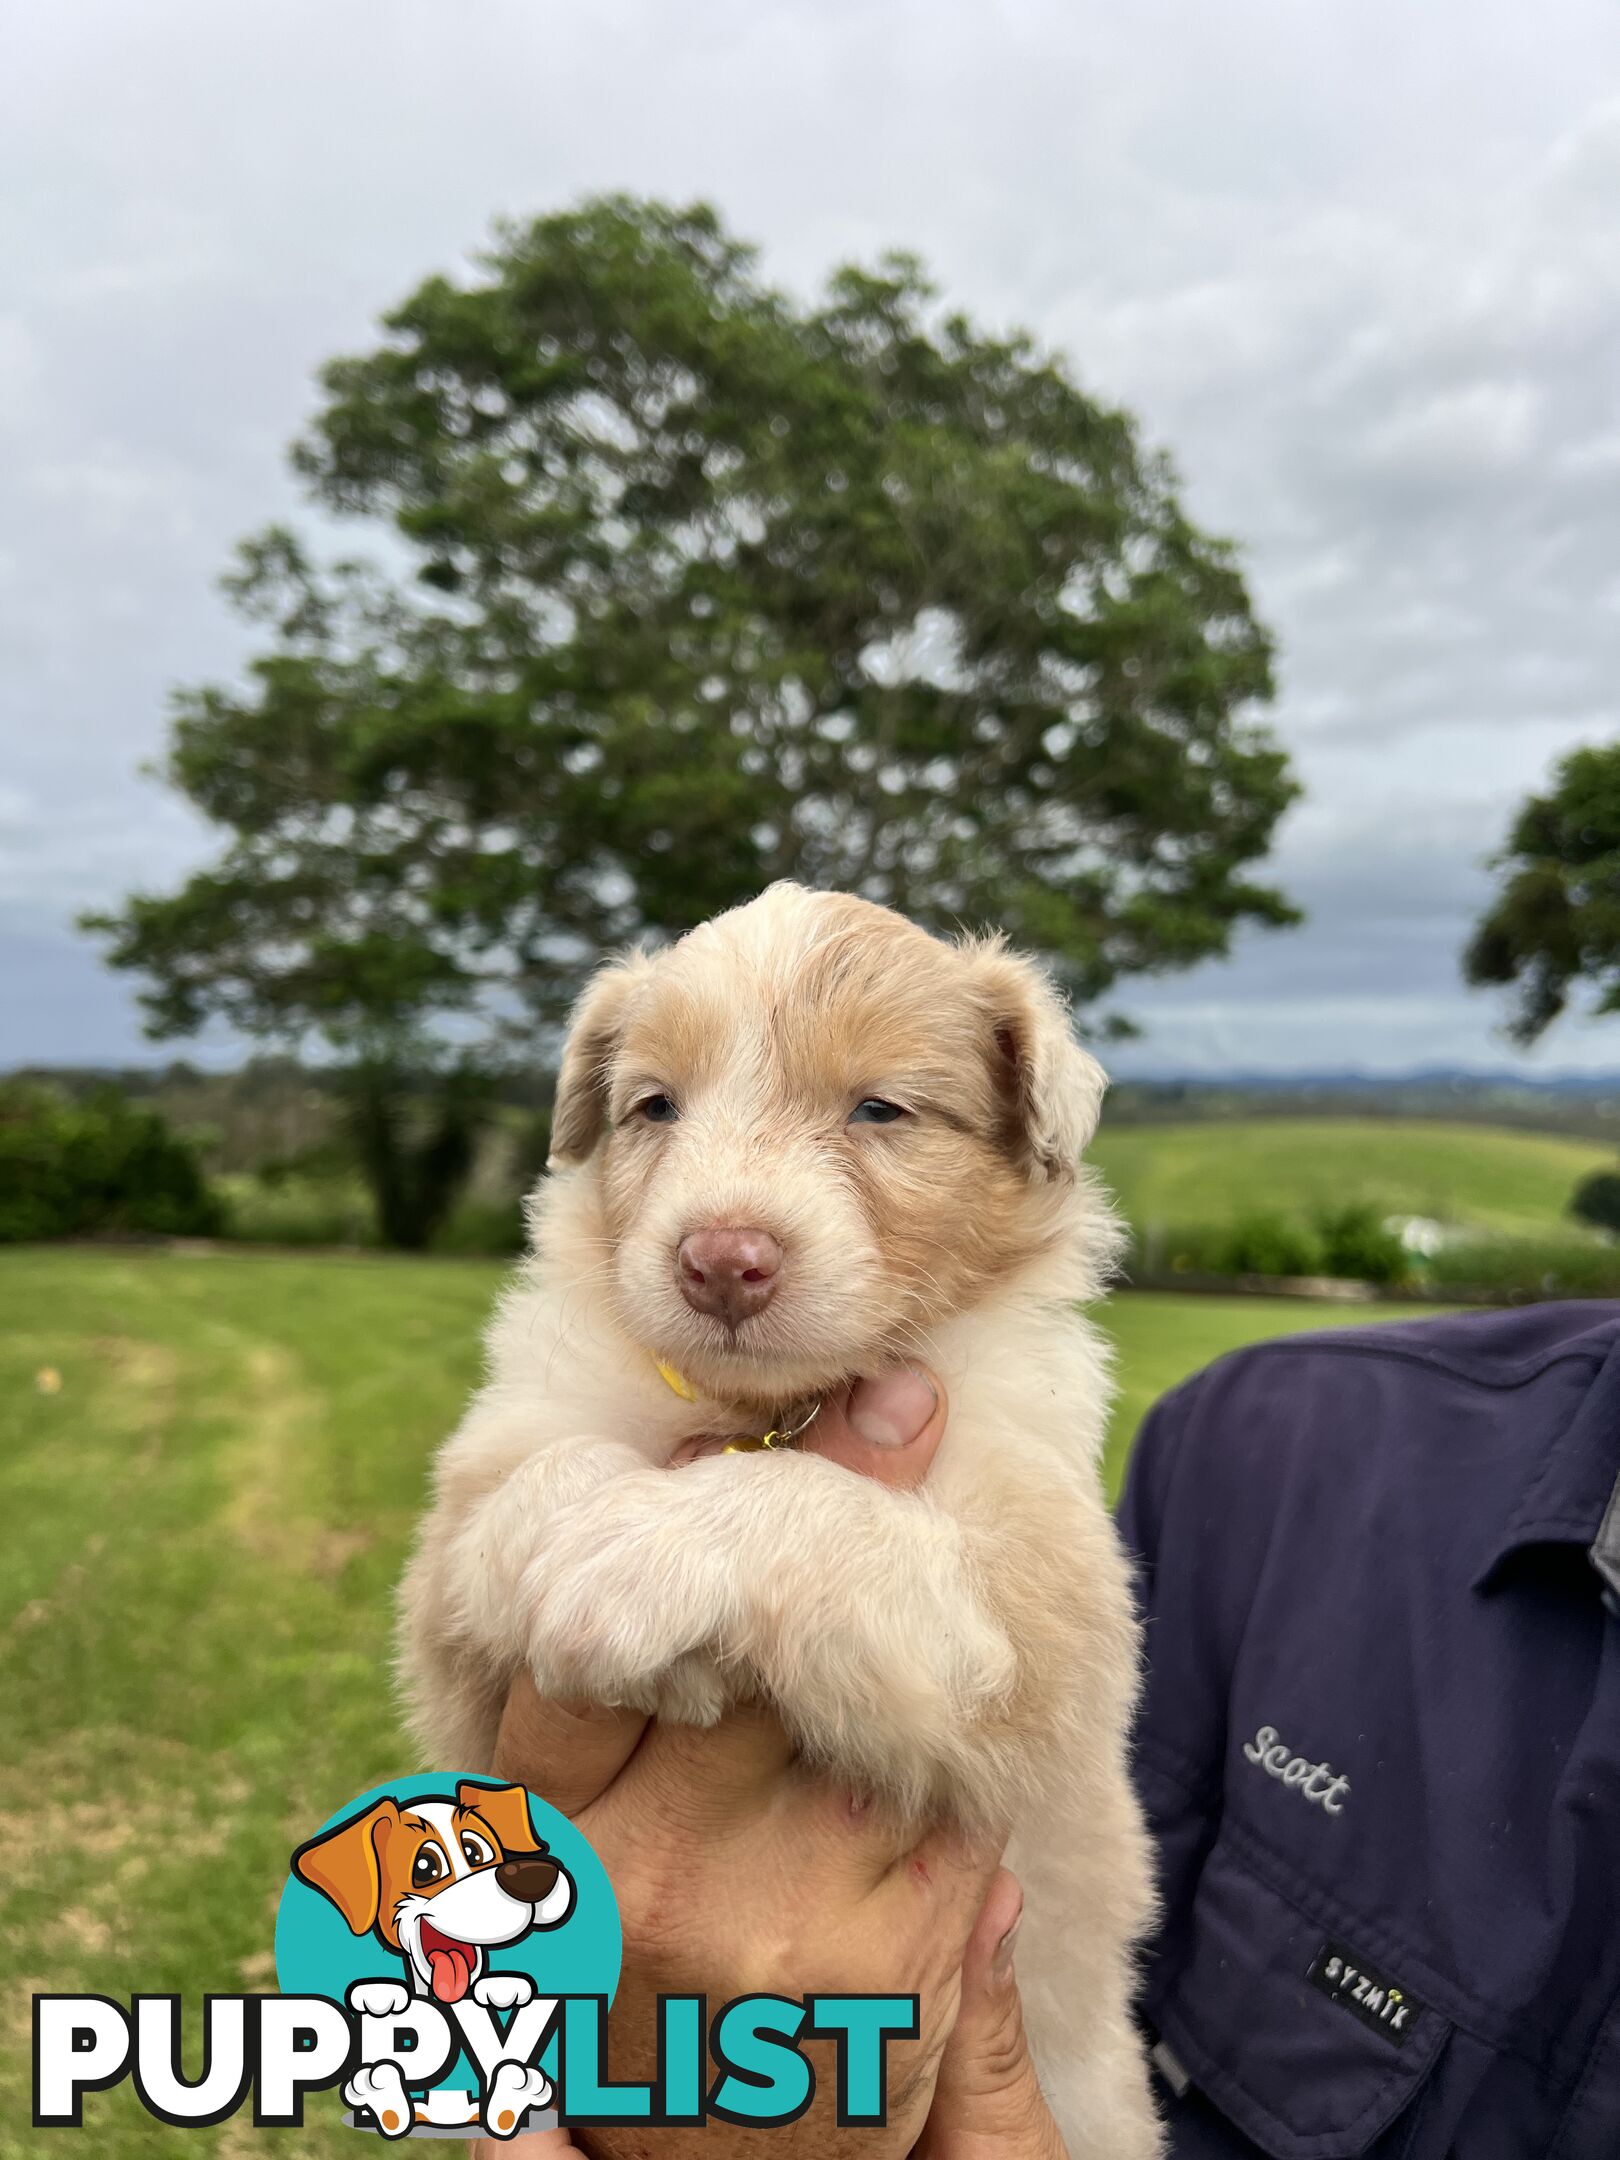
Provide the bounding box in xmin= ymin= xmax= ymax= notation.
xmin=89 ymin=195 xmax=1298 ymax=1246
xmin=1465 ymin=743 xmax=1620 ymax=1042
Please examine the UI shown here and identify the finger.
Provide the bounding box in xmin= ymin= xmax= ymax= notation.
xmin=782 ymin=1778 xmax=942 ymax=1894
xmin=873 ymin=1820 xmax=1009 ymax=1978
xmin=916 ymin=1871 xmax=1065 ymax=2160
xmin=802 ymin=1365 xmax=947 ymax=1490
xmin=492 ymin=1673 xmax=648 ymax=1817
xmin=611 ymin=1697 xmax=798 ymax=1832
xmin=893 ymin=1818 xmax=1007 ymax=1900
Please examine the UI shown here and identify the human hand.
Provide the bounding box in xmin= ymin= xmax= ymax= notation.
xmin=668 ymin=1361 xmax=948 ymax=1477
xmin=476 ymin=1699 xmax=999 ymax=2157
xmin=471 ymin=1365 xmax=1068 ymax=2158
xmin=914 ymin=1867 xmax=1068 ymax=2160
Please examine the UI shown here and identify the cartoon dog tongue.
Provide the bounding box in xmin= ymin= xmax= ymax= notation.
xmin=421 ymin=1925 xmax=474 ymax=2003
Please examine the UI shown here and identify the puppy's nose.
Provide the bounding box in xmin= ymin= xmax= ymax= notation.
xmin=677 ymin=1227 xmax=783 ymax=1326
xmin=496 ymin=1853 xmax=561 ymax=1903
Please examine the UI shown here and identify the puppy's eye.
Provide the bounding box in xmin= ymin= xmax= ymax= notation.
xmin=411 ymin=1845 xmax=446 ymax=1887
xmin=460 ymin=1832 xmax=494 ymax=1868
xmin=849 ymin=1098 xmax=907 ymax=1126
xmin=635 ymin=1094 xmax=679 ymax=1124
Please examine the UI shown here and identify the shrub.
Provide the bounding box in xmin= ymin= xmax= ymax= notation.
xmin=430 ymin=1196 xmax=527 ymax=1256
xmin=1211 ymin=1213 xmax=1326 ymax=1278
xmin=1427 ymin=1234 xmax=1620 ymax=1301
xmin=1136 ymin=1205 xmax=1406 ymax=1286
xmin=1570 ymin=1168 xmax=1620 ymax=1236
xmin=1313 ymin=1203 xmax=1407 ymax=1286
xmin=0 ymin=1081 xmax=222 ymax=1242
xmin=216 ymin=1171 xmax=377 ymax=1247
xmin=1147 ymin=1213 xmax=1325 ymax=1281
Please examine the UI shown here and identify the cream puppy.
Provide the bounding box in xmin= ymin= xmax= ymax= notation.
xmin=398 ymin=884 xmax=1160 ymax=2155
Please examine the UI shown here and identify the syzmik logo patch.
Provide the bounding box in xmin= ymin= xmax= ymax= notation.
xmin=1306 ymin=1940 xmax=1426 ymax=2048
xmin=33 ymin=1771 xmax=919 ymax=2138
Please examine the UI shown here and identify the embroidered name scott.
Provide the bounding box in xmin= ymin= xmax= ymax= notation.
xmin=1241 ymin=1724 xmax=1351 ymax=1813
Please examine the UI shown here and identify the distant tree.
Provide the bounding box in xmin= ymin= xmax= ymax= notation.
xmin=1570 ymin=1168 xmax=1620 ymax=1236
xmin=87 ymin=195 xmax=1298 ymax=1246
xmin=1466 ymin=743 xmax=1620 ymax=1042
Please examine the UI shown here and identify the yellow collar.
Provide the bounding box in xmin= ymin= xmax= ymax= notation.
xmin=652 ymin=1357 xmax=816 ymax=1454
xmin=653 ymin=1359 xmax=698 ymax=1402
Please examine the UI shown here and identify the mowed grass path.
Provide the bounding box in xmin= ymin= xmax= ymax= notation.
xmin=1 ymin=1248 xmax=1409 ymax=2155
xmin=1090 ymin=1116 xmax=1611 ymax=1237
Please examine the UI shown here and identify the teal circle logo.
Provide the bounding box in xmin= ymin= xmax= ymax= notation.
xmin=275 ymin=1775 xmax=619 ymax=2137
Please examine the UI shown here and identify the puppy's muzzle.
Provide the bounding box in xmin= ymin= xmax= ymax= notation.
xmin=677 ymin=1227 xmax=783 ymax=1326
xmin=495 ymin=1851 xmax=563 ymax=1903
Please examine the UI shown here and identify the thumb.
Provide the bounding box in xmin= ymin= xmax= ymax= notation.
xmin=802 ymin=1364 xmax=947 ymax=1491
xmin=916 ymin=1871 xmax=1067 ymax=2160
xmin=493 ymin=1674 xmax=648 ymax=1818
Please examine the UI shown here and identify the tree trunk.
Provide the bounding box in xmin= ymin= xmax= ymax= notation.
xmin=341 ymin=1061 xmax=490 ymax=1251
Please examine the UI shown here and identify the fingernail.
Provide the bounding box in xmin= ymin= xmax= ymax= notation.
xmin=992 ymin=1912 xmax=1022 ymax=1982
xmin=848 ymin=1366 xmax=938 ymax=1448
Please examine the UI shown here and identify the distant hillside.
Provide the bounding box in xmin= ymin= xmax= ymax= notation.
xmin=1106 ymin=1071 xmax=1620 ymax=1140
xmin=1090 ymin=1117 xmax=1614 ymax=1239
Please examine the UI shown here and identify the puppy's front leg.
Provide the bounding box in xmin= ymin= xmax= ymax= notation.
xmin=399 ymin=1421 xmax=657 ymax=1765
xmin=523 ymin=1449 xmax=1015 ymax=1808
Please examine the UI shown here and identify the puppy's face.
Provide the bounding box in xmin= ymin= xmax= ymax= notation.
xmin=547 ymin=886 xmax=1105 ymax=1405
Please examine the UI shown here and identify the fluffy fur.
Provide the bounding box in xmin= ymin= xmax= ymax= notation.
xmin=397 ymin=884 xmax=1161 ymax=2154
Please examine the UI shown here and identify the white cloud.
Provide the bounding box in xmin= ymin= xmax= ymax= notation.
xmin=2 ymin=0 xmax=1619 ymax=1070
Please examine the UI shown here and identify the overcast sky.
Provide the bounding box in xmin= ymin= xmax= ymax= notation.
xmin=5 ymin=0 xmax=1620 ymax=1075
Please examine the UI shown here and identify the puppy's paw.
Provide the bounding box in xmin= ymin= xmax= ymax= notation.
xmin=345 ymin=1979 xmax=410 ymax=2019
xmin=344 ymin=2061 xmax=414 ymax=2140
xmin=472 ymin=1971 xmax=535 ymax=2012
xmin=519 ymin=1522 xmax=730 ymax=1708
xmin=482 ymin=2060 xmax=552 ymax=2137
xmin=652 ymin=1649 xmax=729 ymax=1727
xmin=750 ymin=1555 xmax=1017 ymax=1791
xmin=521 ymin=1600 xmax=671 ymax=1708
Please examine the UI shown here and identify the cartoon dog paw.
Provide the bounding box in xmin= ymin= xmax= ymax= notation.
xmin=472 ymin=1971 xmax=535 ymax=2012
xmin=346 ymin=1979 xmax=411 ymax=2019
xmin=482 ymin=2060 xmax=552 ymax=2138
xmin=345 ymin=2061 xmax=414 ymax=2139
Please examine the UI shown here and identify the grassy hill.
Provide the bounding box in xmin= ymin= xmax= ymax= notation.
xmin=1089 ymin=1116 xmax=1614 ymax=1239
xmin=1 ymin=1246 xmax=1413 ymax=2153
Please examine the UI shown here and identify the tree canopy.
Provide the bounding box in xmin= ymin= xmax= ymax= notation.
xmin=89 ymin=194 xmax=1299 ymax=1241
xmin=1465 ymin=743 xmax=1620 ymax=1043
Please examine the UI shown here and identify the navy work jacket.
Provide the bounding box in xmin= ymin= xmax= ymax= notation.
xmin=1117 ymin=1302 xmax=1620 ymax=2159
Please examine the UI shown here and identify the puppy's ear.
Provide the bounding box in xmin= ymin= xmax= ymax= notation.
xmin=969 ymin=943 xmax=1107 ymax=1182
xmin=291 ymin=1798 xmax=399 ymax=1935
xmin=456 ymin=1779 xmax=536 ymax=1857
xmin=548 ymin=951 xmax=654 ymax=1166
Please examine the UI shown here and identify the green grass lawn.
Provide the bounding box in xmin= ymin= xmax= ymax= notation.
xmin=1090 ymin=1115 xmax=1611 ymax=1238
xmin=0 ymin=1247 xmax=1416 ymax=2154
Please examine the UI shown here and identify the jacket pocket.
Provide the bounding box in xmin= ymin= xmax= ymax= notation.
xmin=1146 ymin=1836 xmax=1451 ymax=2158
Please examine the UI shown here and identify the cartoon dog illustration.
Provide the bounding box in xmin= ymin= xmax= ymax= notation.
xmin=292 ymin=1780 xmax=575 ymax=2138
